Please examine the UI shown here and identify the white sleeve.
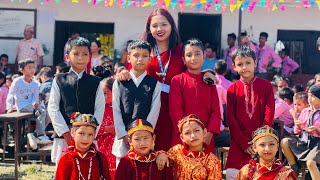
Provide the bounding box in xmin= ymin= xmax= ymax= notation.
xmin=48 ymin=78 xmax=69 ymax=137
xmin=146 ymin=81 xmax=161 ymax=128
xmin=94 ymin=85 xmax=105 ymax=136
xmin=112 ymin=80 xmax=127 ymax=140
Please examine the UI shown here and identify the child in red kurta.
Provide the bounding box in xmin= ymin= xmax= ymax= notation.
xmin=97 ymin=77 xmax=116 ymax=179
xmin=169 ymin=38 xmax=221 ymax=150
xmin=115 ymin=119 xmax=172 ymax=180
xmin=237 ymin=126 xmax=296 ymax=180
xmin=226 ymin=45 xmax=275 ymax=179
xmin=56 ymin=112 xmax=111 ymax=180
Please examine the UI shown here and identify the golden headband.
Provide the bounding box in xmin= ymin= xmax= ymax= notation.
xmin=251 ymin=126 xmax=279 ymax=143
xmin=70 ymin=112 xmax=99 ymax=128
xmin=178 ymin=114 xmax=205 ymax=133
xmin=128 ymin=119 xmax=154 ymax=136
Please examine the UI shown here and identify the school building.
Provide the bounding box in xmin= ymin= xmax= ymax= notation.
xmin=1 ymin=1 xmax=320 ymax=74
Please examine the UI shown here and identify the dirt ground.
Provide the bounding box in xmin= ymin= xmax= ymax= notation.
xmin=0 ymin=162 xmax=55 ymax=180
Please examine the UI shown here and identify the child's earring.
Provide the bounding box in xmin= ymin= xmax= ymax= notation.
xmin=130 ymin=144 xmax=133 ymax=150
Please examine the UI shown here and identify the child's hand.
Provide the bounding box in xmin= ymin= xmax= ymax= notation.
xmin=62 ymin=132 xmax=72 ymax=146
xmin=156 ymin=152 xmax=169 ymax=170
xmin=203 ymin=72 xmax=219 ymax=85
xmin=115 ymin=69 xmax=131 ymax=81
xmin=7 ymin=109 xmax=14 ymax=113
xmin=104 ymin=125 xmax=115 ymax=135
xmin=122 ymin=135 xmax=130 ymax=148
xmin=304 ymin=126 xmax=320 ymax=134
xmin=244 ymin=142 xmax=255 ymax=156
xmin=204 ymin=132 xmax=213 ymax=145
xmin=289 ymin=108 xmax=298 ymax=119
xmin=294 ymin=119 xmax=302 ymax=129
xmin=32 ymin=102 xmax=39 ymax=109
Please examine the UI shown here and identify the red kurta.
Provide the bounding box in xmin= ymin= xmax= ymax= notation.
xmin=55 ymin=143 xmax=111 ymax=180
xmin=115 ymin=150 xmax=173 ymax=180
xmin=97 ymin=105 xmax=116 ymax=179
xmin=146 ymin=45 xmax=185 ymax=151
xmin=169 ymin=71 xmax=221 ymax=149
xmin=236 ymin=159 xmax=296 ymax=180
xmin=226 ymin=77 xmax=275 ymax=170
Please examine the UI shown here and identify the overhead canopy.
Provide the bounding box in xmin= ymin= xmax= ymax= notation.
xmin=11 ymin=0 xmax=320 ymax=13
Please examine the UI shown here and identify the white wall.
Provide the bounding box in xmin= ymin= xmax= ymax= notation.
xmin=2 ymin=1 xmax=320 ymax=65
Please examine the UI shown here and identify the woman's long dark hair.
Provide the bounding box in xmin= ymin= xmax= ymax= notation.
xmin=142 ymin=8 xmax=180 ymax=50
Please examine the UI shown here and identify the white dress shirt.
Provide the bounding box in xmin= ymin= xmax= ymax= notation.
xmin=112 ymin=70 xmax=161 ymax=157
xmin=48 ymin=68 xmax=105 ymax=163
xmin=6 ymin=76 xmax=39 ymax=111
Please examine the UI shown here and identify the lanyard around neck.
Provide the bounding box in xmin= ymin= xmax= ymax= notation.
xmin=155 ymin=45 xmax=171 ymax=83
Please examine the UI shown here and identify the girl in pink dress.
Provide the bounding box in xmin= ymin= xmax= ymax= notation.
xmin=97 ymin=77 xmax=116 ymax=179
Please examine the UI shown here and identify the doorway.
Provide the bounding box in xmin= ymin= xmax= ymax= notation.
xmin=178 ymin=13 xmax=222 ymax=57
xmin=53 ymin=21 xmax=114 ymax=65
xmin=277 ymin=30 xmax=320 ymax=74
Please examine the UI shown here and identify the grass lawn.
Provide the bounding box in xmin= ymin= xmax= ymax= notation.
xmin=0 ymin=162 xmax=55 ymax=180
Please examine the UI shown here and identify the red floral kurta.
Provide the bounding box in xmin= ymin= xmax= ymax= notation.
xmin=55 ymin=142 xmax=111 ymax=180
xmin=97 ymin=105 xmax=116 ymax=179
xmin=167 ymin=144 xmax=222 ymax=180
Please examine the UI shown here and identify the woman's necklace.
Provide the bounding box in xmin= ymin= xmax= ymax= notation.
xmin=76 ymin=158 xmax=92 ymax=180
xmin=241 ymin=77 xmax=256 ymax=119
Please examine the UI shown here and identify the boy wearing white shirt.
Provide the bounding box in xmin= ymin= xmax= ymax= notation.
xmin=48 ymin=37 xmax=105 ymax=164
xmin=112 ymin=40 xmax=161 ymax=166
xmin=6 ymin=58 xmax=51 ymax=149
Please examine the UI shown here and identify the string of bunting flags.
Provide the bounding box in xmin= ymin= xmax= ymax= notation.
xmin=11 ymin=0 xmax=320 ymax=12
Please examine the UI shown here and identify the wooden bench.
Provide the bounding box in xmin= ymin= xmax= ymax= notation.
xmin=0 ymin=112 xmax=51 ymax=180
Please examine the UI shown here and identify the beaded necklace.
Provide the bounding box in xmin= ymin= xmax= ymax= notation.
xmin=240 ymin=76 xmax=257 ymax=119
xmin=133 ymin=160 xmax=153 ymax=180
xmin=76 ymin=158 xmax=92 ymax=180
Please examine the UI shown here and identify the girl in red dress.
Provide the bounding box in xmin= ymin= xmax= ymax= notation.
xmin=141 ymin=8 xmax=184 ymax=151
xmin=237 ymin=126 xmax=296 ymax=180
xmin=115 ymin=119 xmax=172 ymax=180
xmin=97 ymin=77 xmax=116 ymax=179
xmin=55 ymin=112 xmax=111 ymax=180
xmin=157 ymin=114 xmax=222 ymax=180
